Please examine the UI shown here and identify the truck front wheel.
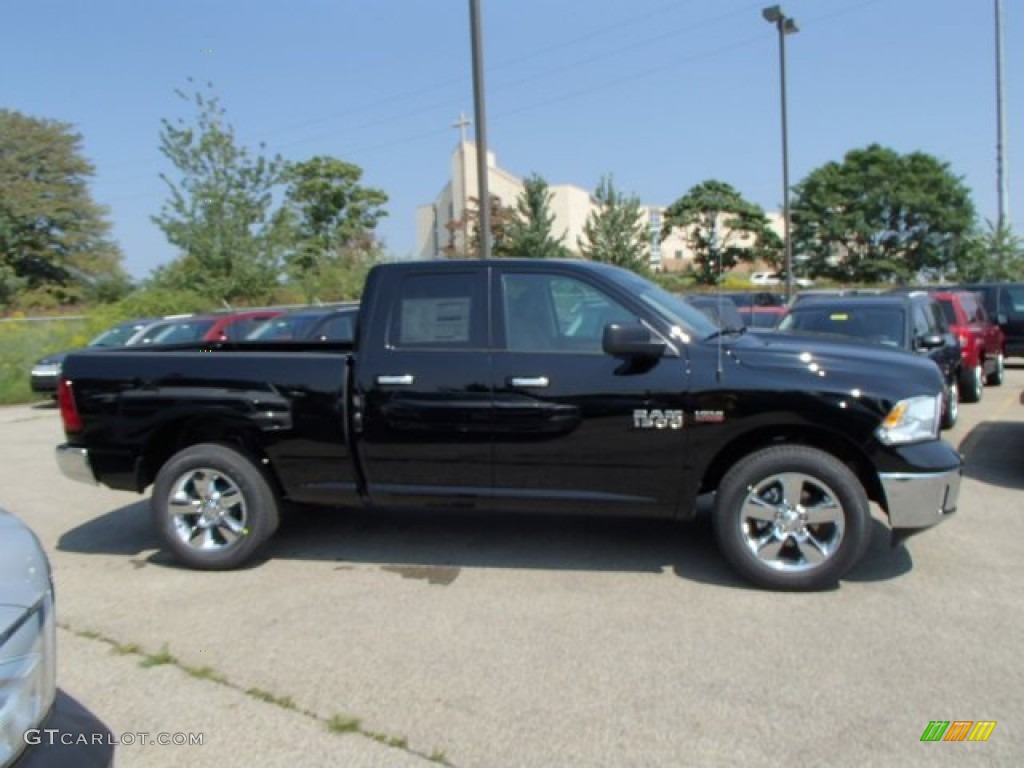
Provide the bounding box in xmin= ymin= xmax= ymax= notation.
xmin=151 ymin=443 xmax=280 ymax=570
xmin=713 ymin=446 xmax=871 ymax=591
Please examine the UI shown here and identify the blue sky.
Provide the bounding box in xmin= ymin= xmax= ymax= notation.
xmin=3 ymin=0 xmax=1021 ymax=279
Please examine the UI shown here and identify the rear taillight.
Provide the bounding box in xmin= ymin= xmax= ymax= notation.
xmin=57 ymin=377 xmax=82 ymax=432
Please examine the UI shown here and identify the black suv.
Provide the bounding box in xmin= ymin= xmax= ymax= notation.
xmin=776 ymin=293 xmax=962 ymax=428
xmin=955 ymin=282 xmax=1024 ymax=359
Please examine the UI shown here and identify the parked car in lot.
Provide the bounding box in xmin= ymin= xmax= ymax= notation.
xmin=789 ymin=288 xmax=886 ymax=308
xmin=955 ymin=282 xmax=1024 ymax=359
xmin=55 ymin=259 xmax=962 ymax=591
xmin=682 ymin=296 xmax=743 ymax=330
xmin=0 ymin=508 xmax=114 ymax=767
xmin=930 ymin=290 xmax=1005 ymax=401
xmin=718 ymin=291 xmax=787 ymax=309
xmin=750 ymin=271 xmax=814 ymax=288
xmin=738 ymin=305 xmax=787 ymax=329
xmin=246 ymin=304 xmax=359 ymax=343
xmin=30 ymin=317 xmax=160 ymax=396
xmin=776 ymin=293 xmax=962 ymax=428
xmin=136 ymin=310 xmax=283 ymax=345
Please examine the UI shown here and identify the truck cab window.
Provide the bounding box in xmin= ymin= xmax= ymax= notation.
xmin=390 ymin=273 xmax=484 ymax=348
xmin=502 ymin=273 xmax=635 ymax=353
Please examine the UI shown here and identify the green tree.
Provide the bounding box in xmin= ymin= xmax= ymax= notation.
xmin=792 ymin=144 xmax=976 ymax=283
xmin=578 ymin=175 xmax=650 ymax=273
xmin=444 ymin=195 xmax=518 ymax=258
xmin=953 ymin=221 xmax=1024 ymax=282
xmin=661 ymin=180 xmax=778 ymax=286
xmin=280 ymin=156 xmax=388 ymax=302
xmin=500 ymin=174 xmax=569 ymax=259
xmin=151 ymin=82 xmax=286 ymax=304
xmin=0 ymin=109 xmax=124 ymax=308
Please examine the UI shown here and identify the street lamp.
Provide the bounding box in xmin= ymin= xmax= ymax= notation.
xmin=762 ymin=5 xmax=798 ymax=301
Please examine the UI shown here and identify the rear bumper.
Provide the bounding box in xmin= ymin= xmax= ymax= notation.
xmin=55 ymin=445 xmax=96 ymax=486
xmin=30 ymin=366 xmax=60 ymax=394
xmin=880 ymin=466 xmax=961 ymax=530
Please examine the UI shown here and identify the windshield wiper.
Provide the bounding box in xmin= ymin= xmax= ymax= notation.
xmin=704 ymin=326 xmax=748 ymax=342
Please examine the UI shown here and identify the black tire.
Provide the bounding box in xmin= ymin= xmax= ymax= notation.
xmin=959 ymin=363 xmax=983 ymax=404
xmin=151 ymin=442 xmax=280 ymax=570
xmin=941 ymin=379 xmax=959 ymax=430
xmin=713 ymin=445 xmax=871 ymax=591
xmin=986 ymin=352 xmax=1005 ymax=386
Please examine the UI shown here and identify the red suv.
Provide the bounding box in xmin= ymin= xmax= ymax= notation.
xmin=932 ymin=290 xmax=1006 ymax=402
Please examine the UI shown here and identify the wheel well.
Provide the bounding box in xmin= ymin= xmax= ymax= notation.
xmin=698 ymin=426 xmax=884 ymax=508
xmin=139 ymin=415 xmax=281 ymax=497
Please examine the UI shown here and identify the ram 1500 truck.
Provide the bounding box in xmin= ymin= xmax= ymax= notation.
xmin=54 ymin=260 xmax=962 ymax=590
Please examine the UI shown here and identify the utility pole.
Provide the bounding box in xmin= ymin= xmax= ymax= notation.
xmin=995 ymin=0 xmax=1010 ymax=230
xmin=469 ymin=0 xmax=491 ymax=259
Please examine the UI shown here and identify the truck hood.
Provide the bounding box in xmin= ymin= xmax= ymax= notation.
xmin=722 ymin=331 xmax=944 ymax=396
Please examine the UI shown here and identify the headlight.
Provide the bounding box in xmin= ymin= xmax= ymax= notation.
xmin=0 ymin=592 xmax=56 ymax=767
xmin=875 ymin=394 xmax=941 ymax=445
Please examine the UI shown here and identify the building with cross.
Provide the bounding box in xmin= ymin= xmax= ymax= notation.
xmin=415 ymin=135 xmax=782 ymax=274
xmin=415 ymin=139 xmax=697 ymax=271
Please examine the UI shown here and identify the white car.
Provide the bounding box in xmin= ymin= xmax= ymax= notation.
xmin=750 ymin=271 xmax=814 ymax=288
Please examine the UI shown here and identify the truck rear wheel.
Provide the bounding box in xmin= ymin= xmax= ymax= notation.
xmin=713 ymin=446 xmax=871 ymax=591
xmin=959 ymin=362 xmax=983 ymax=403
xmin=151 ymin=443 xmax=280 ymax=570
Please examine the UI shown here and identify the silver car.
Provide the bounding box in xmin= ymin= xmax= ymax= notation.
xmin=0 ymin=509 xmax=112 ymax=767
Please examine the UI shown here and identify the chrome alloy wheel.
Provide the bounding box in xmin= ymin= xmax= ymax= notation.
xmin=168 ymin=467 xmax=248 ymax=551
xmin=739 ymin=472 xmax=845 ymax=572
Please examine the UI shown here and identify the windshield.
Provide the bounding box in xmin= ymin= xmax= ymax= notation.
xmin=778 ymin=305 xmax=906 ymax=347
xmin=247 ymin=314 xmax=320 ymax=340
xmin=88 ymin=324 xmax=140 ymax=347
xmin=607 ymin=268 xmax=718 ymax=339
xmin=150 ymin=319 xmax=216 ymax=344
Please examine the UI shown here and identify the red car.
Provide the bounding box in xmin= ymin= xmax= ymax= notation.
xmin=932 ymin=290 xmax=1005 ymax=402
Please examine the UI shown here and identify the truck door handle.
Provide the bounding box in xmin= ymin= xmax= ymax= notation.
xmin=509 ymin=376 xmax=550 ymax=388
xmin=376 ymin=374 xmax=414 ymax=386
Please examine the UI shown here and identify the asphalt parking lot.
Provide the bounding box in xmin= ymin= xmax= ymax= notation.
xmin=2 ymin=367 xmax=1023 ymax=767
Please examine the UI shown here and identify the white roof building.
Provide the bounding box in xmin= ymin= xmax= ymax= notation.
xmin=415 ymin=137 xmax=783 ymax=274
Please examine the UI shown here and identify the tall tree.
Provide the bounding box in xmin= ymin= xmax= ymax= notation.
xmin=577 ymin=175 xmax=650 ymax=273
xmin=0 ymin=109 xmax=124 ymax=307
xmin=791 ymin=144 xmax=976 ymax=283
xmin=661 ymin=180 xmax=778 ymax=286
xmin=151 ymin=82 xmax=286 ymax=303
xmin=500 ymin=174 xmax=569 ymax=259
xmin=954 ymin=221 xmax=1024 ymax=282
xmin=280 ymin=156 xmax=388 ymax=301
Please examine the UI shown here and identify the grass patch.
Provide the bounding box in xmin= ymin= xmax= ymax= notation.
xmin=139 ymin=643 xmax=176 ymax=668
xmin=184 ymin=664 xmax=227 ymax=683
xmin=245 ymin=688 xmax=296 ymax=710
xmin=326 ymin=714 xmax=361 ymax=734
xmin=0 ymin=316 xmax=95 ymax=404
xmin=111 ymin=642 xmax=141 ymax=656
xmin=429 ymin=749 xmax=448 ymax=764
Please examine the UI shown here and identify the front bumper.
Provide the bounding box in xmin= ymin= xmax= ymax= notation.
xmin=55 ymin=446 xmax=96 ymax=486
xmin=880 ymin=465 xmax=961 ymax=530
xmin=14 ymin=691 xmax=115 ymax=768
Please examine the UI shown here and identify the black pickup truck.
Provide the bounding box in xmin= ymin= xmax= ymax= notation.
xmin=55 ymin=260 xmax=962 ymax=590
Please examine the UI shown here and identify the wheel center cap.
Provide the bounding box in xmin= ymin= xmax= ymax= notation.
xmin=776 ymin=507 xmax=804 ymax=535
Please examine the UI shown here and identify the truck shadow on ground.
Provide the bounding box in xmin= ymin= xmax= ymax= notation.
xmin=57 ymin=499 xmax=912 ymax=589
xmin=958 ymin=420 xmax=1024 ymax=491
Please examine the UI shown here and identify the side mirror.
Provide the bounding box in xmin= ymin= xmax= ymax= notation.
xmin=917 ymin=332 xmax=945 ymax=350
xmin=602 ymin=323 xmax=666 ymax=359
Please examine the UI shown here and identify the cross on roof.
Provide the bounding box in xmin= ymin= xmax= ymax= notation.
xmin=453 ymin=112 xmax=471 ymax=144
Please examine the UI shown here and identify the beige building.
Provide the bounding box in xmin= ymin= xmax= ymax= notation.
xmin=415 ymin=140 xmax=782 ymax=274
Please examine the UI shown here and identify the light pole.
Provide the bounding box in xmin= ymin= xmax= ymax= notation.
xmin=762 ymin=5 xmax=798 ymax=301
xmin=995 ymin=0 xmax=1010 ymax=230
xmin=469 ymin=0 xmax=491 ymax=259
